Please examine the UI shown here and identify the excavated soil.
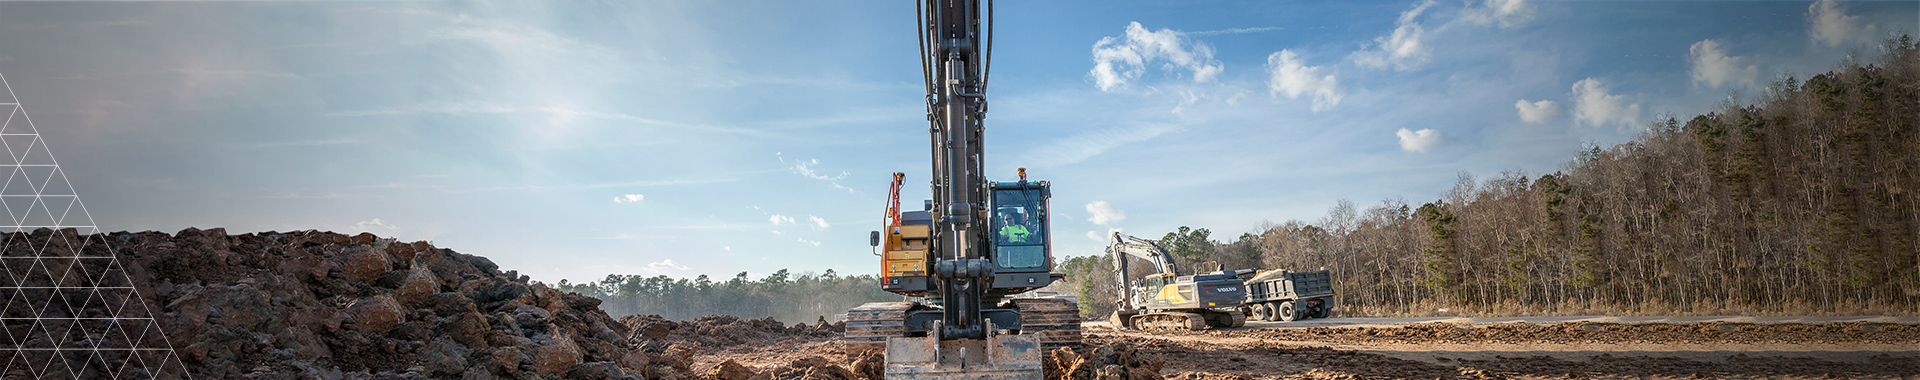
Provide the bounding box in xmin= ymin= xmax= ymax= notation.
xmin=94 ymin=228 xmax=865 ymax=380
xmin=1093 ymin=333 xmax=1920 ymax=380
xmin=83 ymin=227 xmax=1920 ymax=379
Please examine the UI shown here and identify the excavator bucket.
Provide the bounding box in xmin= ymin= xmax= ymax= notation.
xmin=884 ymin=333 xmax=1043 ymax=380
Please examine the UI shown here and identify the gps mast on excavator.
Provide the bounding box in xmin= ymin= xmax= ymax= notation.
xmin=847 ymin=1 xmax=1080 ymax=380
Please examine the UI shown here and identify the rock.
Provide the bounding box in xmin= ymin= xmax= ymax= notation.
xmin=529 ymin=334 xmax=583 ymax=375
xmin=707 ymin=359 xmax=758 ymax=380
xmin=570 ymin=361 xmax=636 ymax=380
xmin=338 ymin=249 xmax=391 ymax=283
xmin=420 ymin=338 xmax=470 ymax=376
xmin=849 ymin=351 xmax=883 ymax=380
xmin=346 ymin=295 xmax=405 ymax=333
xmin=490 ymin=346 xmax=527 ymax=375
xmin=617 ymin=349 xmax=650 ymax=371
xmin=444 ymin=311 xmax=492 ymax=348
xmin=395 ymin=265 xmax=441 ymax=307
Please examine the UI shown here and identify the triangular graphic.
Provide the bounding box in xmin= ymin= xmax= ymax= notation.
xmin=18 ymin=140 xmax=55 ymax=167
xmin=0 ymin=72 xmax=190 ymax=378
xmin=0 ymin=106 xmax=20 ymax=134
xmin=20 ymin=165 xmax=56 ymax=194
xmin=38 ymin=169 xmax=74 ymax=196
xmin=1 ymin=169 xmax=33 ymax=196
xmin=0 ymin=134 xmax=34 ymax=164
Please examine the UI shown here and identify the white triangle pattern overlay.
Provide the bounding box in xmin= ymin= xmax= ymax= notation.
xmin=0 ymin=72 xmax=191 ymax=379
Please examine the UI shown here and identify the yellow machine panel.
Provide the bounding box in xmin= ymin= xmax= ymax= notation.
xmin=883 ymin=224 xmax=932 ymax=277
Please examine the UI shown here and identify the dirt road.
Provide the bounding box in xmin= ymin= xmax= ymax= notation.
xmin=694 ymin=315 xmax=1919 ymax=380
xmin=1098 ymin=316 xmax=1920 ymax=379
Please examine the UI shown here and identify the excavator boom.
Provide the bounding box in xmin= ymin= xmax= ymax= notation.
xmin=846 ymin=2 xmax=1075 ymax=380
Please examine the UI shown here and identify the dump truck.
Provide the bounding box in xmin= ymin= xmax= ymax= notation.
xmin=1236 ymin=269 xmax=1335 ymax=322
xmin=1108 ymin=232 xmax=1247 ymax=330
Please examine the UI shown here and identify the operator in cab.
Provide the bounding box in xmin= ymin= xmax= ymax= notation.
xmin=999 ymin=209 xmax=1034 ymax=244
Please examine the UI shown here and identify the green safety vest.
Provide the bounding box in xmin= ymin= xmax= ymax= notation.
xmin=1001 ymin=224 xmax=1032 ymax=243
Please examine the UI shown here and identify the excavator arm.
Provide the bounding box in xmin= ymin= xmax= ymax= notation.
xmin=1109 ymin=232 xmax=1179 ymax=276
xmin=1109 ymin=232 xmax=1177 ymax=313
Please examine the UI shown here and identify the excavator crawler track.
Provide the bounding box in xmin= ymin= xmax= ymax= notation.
xmin=1011 ymin=298 xmax=1081 ymax=349
xmin=844 ymin=301 xmax=916 ymax=354
xmin=1131 ymin=312 xmax=1207 ymax=331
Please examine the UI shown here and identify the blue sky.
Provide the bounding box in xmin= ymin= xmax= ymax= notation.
xmin=0 ymin=1 xmax=1910 ymax=284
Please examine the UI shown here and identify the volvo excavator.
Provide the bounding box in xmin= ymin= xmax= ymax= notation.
xmin=845 ymin=1 xmax=1080 ymax=380
xmin=1108 ymin=232 xmax=1248 ymax=330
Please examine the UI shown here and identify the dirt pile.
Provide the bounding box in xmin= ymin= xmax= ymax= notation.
xmin=689 ymin=352 xmax=879 ymax=380
xmin=619 ymin=314 xmax=842 ymax=350
xmin=1044 ymin=342 xmax=1166 ymax=380
xmin=1225 ymin=321 xmax=1920 ymax=345
xmin=102 ymin=228 xmax=655 ymax=379
xmin=1097 ymin=332 xmax=1920 ymax=380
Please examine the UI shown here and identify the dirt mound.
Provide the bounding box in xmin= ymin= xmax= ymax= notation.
xmin=101 ymin=228 xmax=658 ymax=379
xmin=1228 ymin=321 xmax=1920 ymax=345
xmin=1044 ymin=342 xmax=1166 ymax=380
xmin=693 ymin=352 xmax=878 ymax=380
xmin=620 ymin=314 xmax=842 ymax=351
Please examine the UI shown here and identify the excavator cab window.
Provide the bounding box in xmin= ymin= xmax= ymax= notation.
xmin=991 ymin=188 xmax=1047 ymax=269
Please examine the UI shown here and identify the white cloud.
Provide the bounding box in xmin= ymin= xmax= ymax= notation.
xmin=1395 ymin=128 xmax=1444 ymax=153
xmin=783 ymin=156 xmax=855 ymax=193
xmin=1460 ymin=0 xmax=1536 ymax=28
xmin=354 ymin=218 xmax=398 ymax=232
xmin=1514 ymin=99 xmax=1561 ymax=124
xmin=1809 ymin=0 xmax=1877 ymax=48
xmin=1086 ymin=201 xmax=1128 ymax=225
xmin=1188 ymin=26 xmax=1284 ymax=36
xmin=808 ymin=215 xmax=829 ymax=228
xmin=771 ymin=230 xmax=784 ymax=235
xmin=723 ymin=246 xmax=731 ymax=252
xmin=1089 ymin=22 xmax=1226 ymax=92
xmin=1266 ymin=50 xmax=1345 ymax=112
xmin=770 ymin=214 xmax=795 ymax=225
xmin=1570 ymin=78 xmax=1642 ymax=128
xmin=1086 ymin=227 xmax=1125 ymax=242
xmin=647 ymin=259 xmax=690 ymax=272
xmin=797 ymin=238 xmax=822 ymax=247
xmin=1688 ymin=39 xmax=1758 ymax=89
xmin=1351 ymin=1 xmax=1436 ymax=71
xmin=613 ymin=193 xmax=645 ymax=203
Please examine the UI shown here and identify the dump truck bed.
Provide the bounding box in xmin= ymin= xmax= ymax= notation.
xmin=1245 ymin=269 xmax=1334 ymax=303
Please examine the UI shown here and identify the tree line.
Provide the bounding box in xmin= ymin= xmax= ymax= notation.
xmin=1057 ymin=37 xmax=1920 ymax=319
xmin=555 ymin=269 xmax=902 ymax=324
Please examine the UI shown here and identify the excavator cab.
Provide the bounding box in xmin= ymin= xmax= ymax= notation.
xmin=989 ymin=183 xmax=1049 ymax=271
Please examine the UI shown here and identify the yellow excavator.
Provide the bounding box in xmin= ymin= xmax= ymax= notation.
xmin=845 ymin=2 xmax=1080 ymax=380
xmin=1108 ymin=232 xmax=1247 ymax=330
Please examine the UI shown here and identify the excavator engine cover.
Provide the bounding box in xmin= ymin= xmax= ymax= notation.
xmin=884 ymin=332 xmax=1042 ymax=380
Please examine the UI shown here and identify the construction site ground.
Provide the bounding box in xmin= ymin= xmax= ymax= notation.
xmin=700 ymin=315 xmax=1920 ymax=380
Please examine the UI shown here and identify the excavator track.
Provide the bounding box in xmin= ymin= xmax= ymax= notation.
xmin=1012 ymin=298 xmax=1082 ymax=349
xmin=1204 ymin=309 xmax=1247 ymax=328
xmin=1131 ymin=312 xmax=1207 ymax=331
xmin=844 ymin=301 xmax=916 ymax=354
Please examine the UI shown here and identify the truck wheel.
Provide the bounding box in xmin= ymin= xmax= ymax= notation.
xmin=1250 ymin=303 xmax=1271 ymax=321
xmin=1312 ymin=303 xmax=1330 ymax=319
xmin=1277 ymin=301 xmax=1297 ymax=322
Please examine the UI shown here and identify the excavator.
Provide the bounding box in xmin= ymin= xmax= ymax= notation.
xmin=1108 ymin=232 xmax=1248 ymax=330
xmin=845 ymin=1 xmax=1080 ymax=380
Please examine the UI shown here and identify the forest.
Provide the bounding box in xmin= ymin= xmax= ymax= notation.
xmin=565 ymin=37 xmax=1918 ymax=323
xmin=1062 ymin=37 xmax=1920 ymax=319
xmin=555 ymin=269 xmax=900 ymax=324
